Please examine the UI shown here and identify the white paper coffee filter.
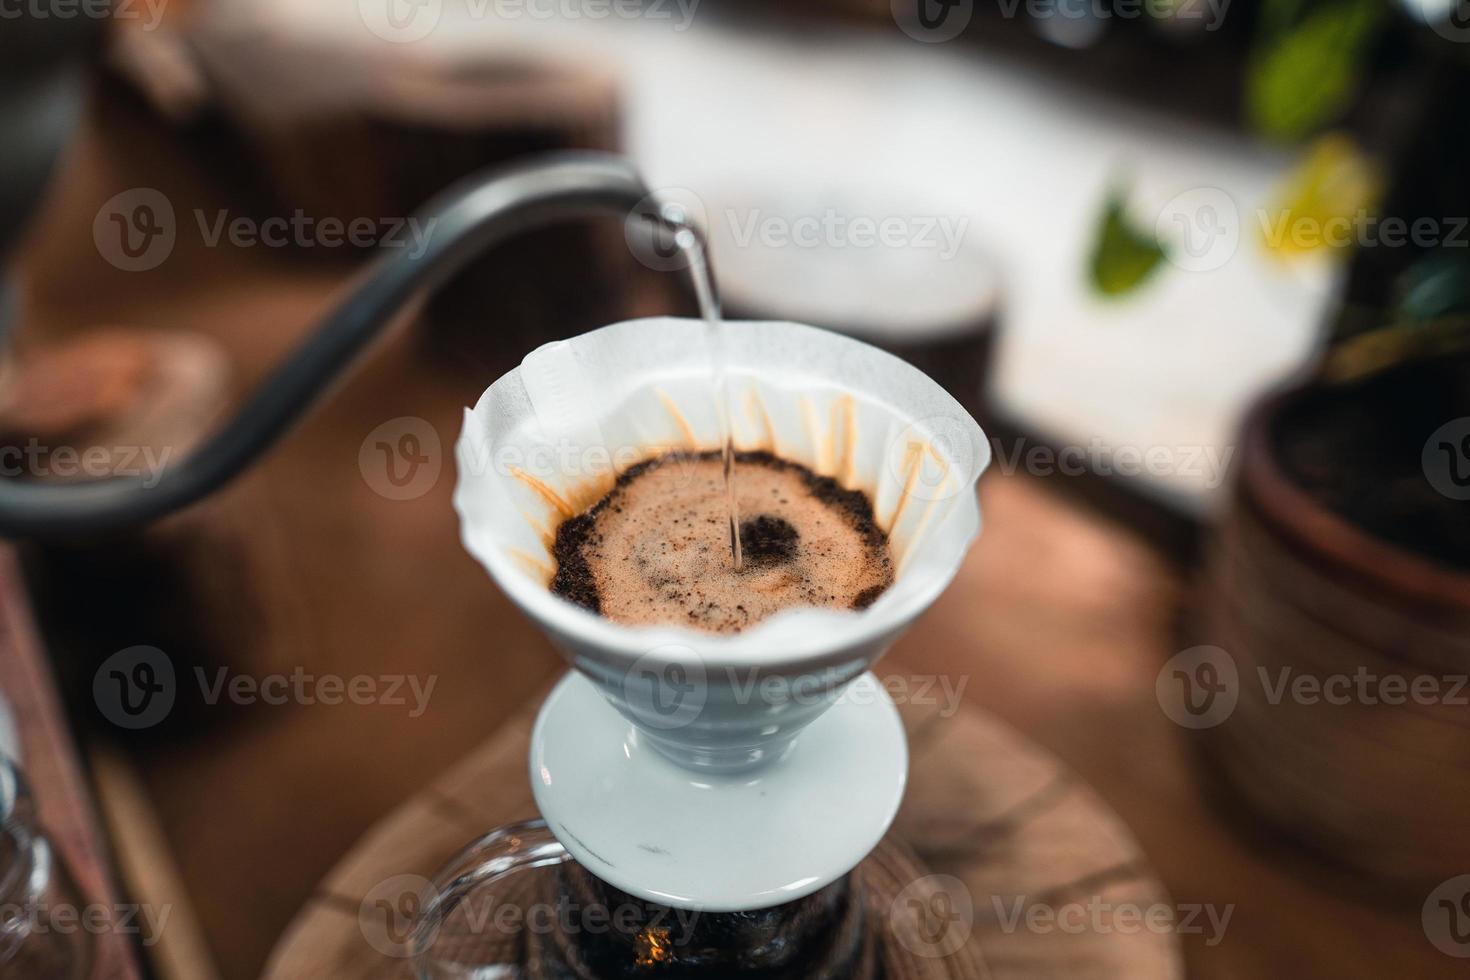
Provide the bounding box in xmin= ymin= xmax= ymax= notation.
xmin=454 ymin=317 xmax=988 ymax=661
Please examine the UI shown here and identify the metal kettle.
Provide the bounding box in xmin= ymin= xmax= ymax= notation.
xmin=0 ymin=152 xmax=678 ymax=536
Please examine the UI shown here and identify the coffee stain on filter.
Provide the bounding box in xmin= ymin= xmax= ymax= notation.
xmin=830 ymin=395 xmax=857 ymax=489
xmin=509 ymin=468 xmax=578 ymax=521
xmin=744 ymin=387 xmax=779 ymax=455
xmin=509 ymin=467 xmax=614 ymax=584
xmin=656 ymin=389 xmax=699 ymax=449
xmin=883 ymin=437 xmax=950 ymax=573
xmin=800 ymin=397 xmax=830 ymax=476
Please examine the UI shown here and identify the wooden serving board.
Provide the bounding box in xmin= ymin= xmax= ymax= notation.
xmin=262 ymin=675 xmax=1181 ymax=979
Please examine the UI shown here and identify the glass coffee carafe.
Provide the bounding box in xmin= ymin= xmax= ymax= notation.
xmin=411 ymin=820 xmax=882 ymax=979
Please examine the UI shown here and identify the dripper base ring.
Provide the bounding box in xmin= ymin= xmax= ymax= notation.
xmin=529 ymin=670 xmax=908 ymax=914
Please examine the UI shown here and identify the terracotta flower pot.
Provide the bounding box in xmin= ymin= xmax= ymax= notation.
xmin=1195 ymin=355 xmax=1470 ymax=891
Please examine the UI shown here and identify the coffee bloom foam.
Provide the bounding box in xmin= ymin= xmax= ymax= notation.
xmin=551 ymin=451 xmax=894 ymax=633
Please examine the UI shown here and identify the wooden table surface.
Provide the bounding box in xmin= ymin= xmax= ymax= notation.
xmin=261 ymin=680 xmax=1179 ymax=979
xmin=9 ymin=82 xmax=1457 ymax=980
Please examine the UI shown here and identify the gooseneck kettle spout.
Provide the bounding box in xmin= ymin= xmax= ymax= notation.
xmin=0 ymin=153 xmax=692 ymax=537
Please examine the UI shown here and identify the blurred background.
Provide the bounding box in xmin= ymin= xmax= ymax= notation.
xmin=0 ymin=0 xmax=1467 ymax=978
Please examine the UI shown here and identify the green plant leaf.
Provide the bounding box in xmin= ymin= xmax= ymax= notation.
xmin=1324 ymin=315 xmax=1470 ymax=382
xmin=1246 ymin=0 xmax=1384 ymax=142
xmin=1088 ymin=188 xmax=1168 ymax=297
xmin=1324 ymin=253 xmax=1470 ymax=380
xmin=1260 ymin=131 xmax=1382 ymax=257
xmin=1396 ymin=252 xmax=1470 ymax=323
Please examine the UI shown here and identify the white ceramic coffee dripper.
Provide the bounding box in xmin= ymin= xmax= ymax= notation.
xmin=453 ymin=316 xmax=988 ymax=913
